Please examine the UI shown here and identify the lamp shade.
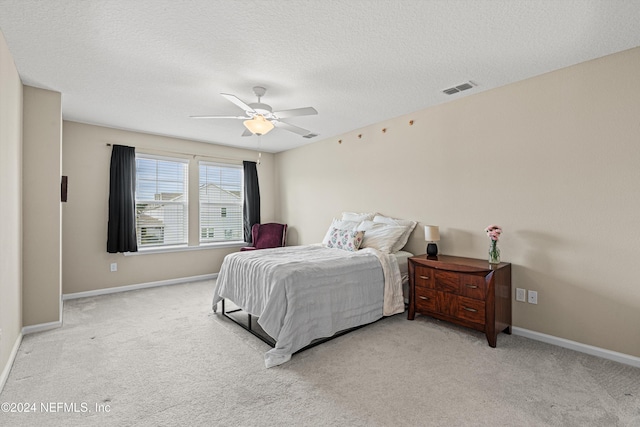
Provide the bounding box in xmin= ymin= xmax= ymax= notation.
xmin=424 ymin=225 xmax=440 ymax=242
xmin=243 ymin=115 xmax=274 ymax=135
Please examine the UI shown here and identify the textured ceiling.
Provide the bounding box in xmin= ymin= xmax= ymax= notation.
xmin=1 ymin=0 xmax=639 ymax=153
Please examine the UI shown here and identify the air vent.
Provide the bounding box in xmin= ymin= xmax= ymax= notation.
xmin=303 ymin=133 xmax=318 ymax=139
xmin=442 ymin=81 xmax=476 ymax=95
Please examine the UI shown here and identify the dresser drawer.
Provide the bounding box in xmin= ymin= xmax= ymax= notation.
xmin=457 ymin=296 xmax=485 ymax=324
xmin=459 ymin=274 xmax=486 ymax=300
xmin=414 ymin=288 xmax=437 ymax=312
xmin=436 ymin=291 xmax=459 ymax=317
xmin=434 ymin=270 xmax=460 ymax=294
xmin=414 ymin=266 xmax=434 ymax=289
xmin=434 ymin=271 xmax=460 ymax=294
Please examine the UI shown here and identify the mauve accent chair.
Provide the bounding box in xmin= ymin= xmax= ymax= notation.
xmin=240 ymin=223 xmax=287 ymax=251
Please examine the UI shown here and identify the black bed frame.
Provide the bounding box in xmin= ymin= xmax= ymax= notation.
xmin=220 ymin=298 xmax=379 ymax=354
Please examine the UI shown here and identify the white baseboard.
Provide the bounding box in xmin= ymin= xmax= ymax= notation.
xmin=62 ymin=273 xmax=218 ymax=301
xmin=22 ymin=320 xmax=63 ymax=336
xmin=20 ymin=296 xmax=63 ymax=336
xmin=512 ymin=327 xmax=640 ymax=368
xmin=0 ymin=332 xmax=23 ymax=395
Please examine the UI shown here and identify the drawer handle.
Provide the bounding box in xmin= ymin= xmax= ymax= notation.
xmin=465 ymin=284 xmax=478 ymax=289
xmin=419 ymin=275 xmax=430 ymax=280
xmin=419 ymin=296 xmax=430 ymax=300
xmin=463 ymin=307 xmax=477 ymax=312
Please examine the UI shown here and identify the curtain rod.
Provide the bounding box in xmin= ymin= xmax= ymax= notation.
xmin=105 ymin=143 xmax=254 ymax=164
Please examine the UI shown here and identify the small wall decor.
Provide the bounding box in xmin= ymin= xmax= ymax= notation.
xmin=61 ymin=176 xmax=68 ymax=202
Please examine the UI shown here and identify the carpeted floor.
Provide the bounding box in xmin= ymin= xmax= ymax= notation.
xmin=1 ymin=280 xmax=639 ymax=426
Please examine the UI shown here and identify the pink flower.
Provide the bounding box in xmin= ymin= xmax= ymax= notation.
xmin=485 ymin=225 xmax=503 ymax=241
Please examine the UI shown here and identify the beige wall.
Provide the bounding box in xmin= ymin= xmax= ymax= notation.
xmin=62 ymin=122 xmax=276 ymax=294
xmin=22 ymin=86 xmax=62 ymax=326
xmin=275 ymin=47 xmax=640 ymax=358
xmin=0 ymin=30 xmax=23 ymax=378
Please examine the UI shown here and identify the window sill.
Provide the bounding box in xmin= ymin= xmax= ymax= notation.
xmin=123 ymin=241 xmax=246 ymax=256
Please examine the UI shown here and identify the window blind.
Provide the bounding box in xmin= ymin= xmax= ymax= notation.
xmin=135 ymin=154 xmax=189 ymax=248
xmin=199 ymin=161 xmax=243 ymax=243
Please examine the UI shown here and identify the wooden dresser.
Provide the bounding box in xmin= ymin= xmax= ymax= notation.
xmin=407 ymin=254 xmax=512 ymax=347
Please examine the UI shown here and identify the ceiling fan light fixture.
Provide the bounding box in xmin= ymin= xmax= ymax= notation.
xmin=243 ymin=115 xmax=274 ymax=135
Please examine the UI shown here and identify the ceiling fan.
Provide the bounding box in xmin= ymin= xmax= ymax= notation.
xmin=190 ymin=86 xmax=318 ymax=137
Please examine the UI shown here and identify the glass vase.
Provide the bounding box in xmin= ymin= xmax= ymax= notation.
xmin=488 ymin=240 xmax=500 ymax=264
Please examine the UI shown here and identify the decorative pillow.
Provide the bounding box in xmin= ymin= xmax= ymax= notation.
xmin=356 ymin=220 xmax=407 ymax=253
xmin=322 ymin=218 xmax=360 ymax=246
xmin=373 ymin=215 xmax=417 ymax=253
xmin=325 ymin=228 xmax=365 ymax=252
xmin=341 ymin=212 xmax=377 ymax=222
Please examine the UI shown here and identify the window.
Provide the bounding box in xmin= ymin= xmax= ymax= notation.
xmin=199 ymin=162 xmax=243 ymax=243
xmin=201 ymin=227 xmax=215 ymax=239
xmin=135 ymin=154 xmax=189 ymax=248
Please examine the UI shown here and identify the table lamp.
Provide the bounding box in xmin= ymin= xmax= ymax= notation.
xmin=424 ymin=225 xmax=440 ymax=256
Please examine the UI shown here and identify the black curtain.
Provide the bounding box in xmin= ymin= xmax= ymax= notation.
xmin=107 ymin=145 xmax=138 ymax=253
xmin=243 ymin=160 xmax=261 ymax=243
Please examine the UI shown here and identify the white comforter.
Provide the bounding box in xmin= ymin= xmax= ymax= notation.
xmin=212 ymin=244 xmax=404 ymax=367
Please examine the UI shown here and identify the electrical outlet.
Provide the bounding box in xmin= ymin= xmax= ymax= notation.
xmin=528 ymin=290 xmax=538 ymax=304
xmin=110 ymin=263 xmax=117 ymax=272
xmin=516 ymin=288 xmax=526 ymax=302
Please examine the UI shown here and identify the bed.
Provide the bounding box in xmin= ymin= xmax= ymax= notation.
xmin=212 ymin=213 xmax=417 ymax=367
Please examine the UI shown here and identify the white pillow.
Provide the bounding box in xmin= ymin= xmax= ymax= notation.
xmin=356 ymin=220 xmax=407 ymax=253
xmin=341 ymin=212 xmax=377 ymax=222
xmin=322 ymin=218 xmax=360 ymax=246
xmin=373 ymin=215 xmax=417 ymax=252
xmin=325 ymin=228 xmax=365 ymax=252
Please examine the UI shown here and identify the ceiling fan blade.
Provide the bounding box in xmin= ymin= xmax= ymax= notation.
xmin=274 ymin=121 xmax=312 ymax=136
xmin=221 ymin=93 xmax=256 ymax=113
xmin=189 ymin=115 xmax=247 ymax=119
xmin=241 ymin=128 xmax=253 ymax=137
xmin=273 ymin=107 xmax=318 ymax=119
